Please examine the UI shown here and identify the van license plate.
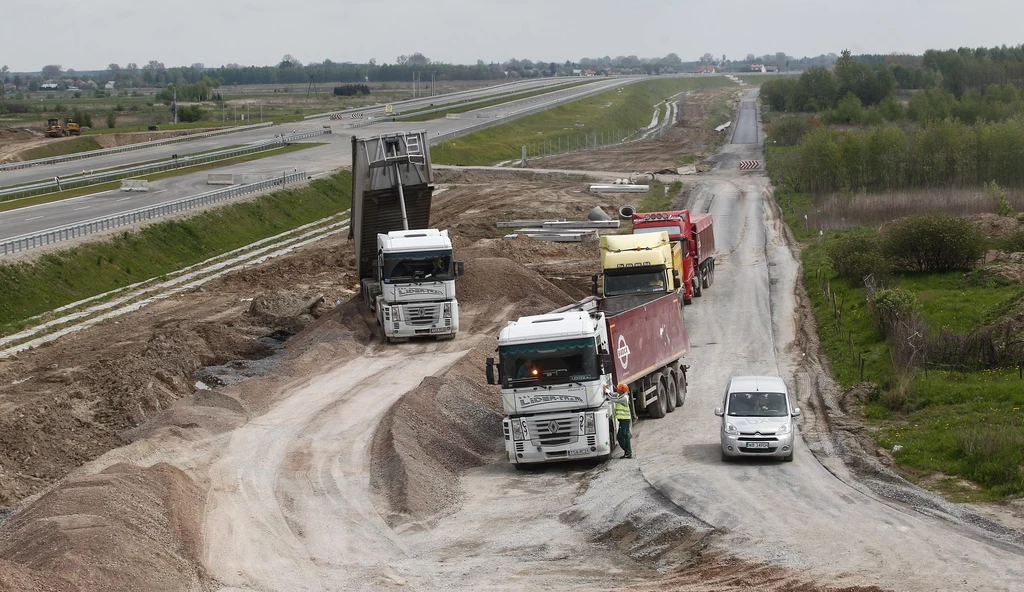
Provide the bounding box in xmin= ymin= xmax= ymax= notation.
xmin=746 ymin=442 xmax=770 ymax=449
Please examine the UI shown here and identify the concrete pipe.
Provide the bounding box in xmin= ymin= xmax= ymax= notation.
xmin=618 ymin=205 xmax=636 ymax=219
xmin=588 ymin=206 xmax=611 ymax=221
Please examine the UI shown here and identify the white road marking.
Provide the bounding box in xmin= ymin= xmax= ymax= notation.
xmin=25 ymin=216 xmax=44 ymax=221
xmin=74 ymin=206 xmax=90 ymax=211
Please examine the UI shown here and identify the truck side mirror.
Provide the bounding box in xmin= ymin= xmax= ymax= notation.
xmin=591 ymin=274 xmax=599 ymax=296
xmin=455 ymin=261 xmax=465 ymax=277
xmin=672 ymin=269 xmax=680 ymax=285
xmin=485 ymin=357 xmax=496 ymax=385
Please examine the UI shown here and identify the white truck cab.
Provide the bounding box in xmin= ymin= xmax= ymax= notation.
xmin=488 ymin=310 xmax=616 ymax=466
xmin=364 ymin=228 xmax=461 ymax=342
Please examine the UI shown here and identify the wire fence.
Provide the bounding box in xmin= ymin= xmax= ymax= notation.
xmin=1 ymin=171 xmax=307 ymax=257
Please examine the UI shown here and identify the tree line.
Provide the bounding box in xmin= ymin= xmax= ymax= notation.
xmin=768 ymin=119 xmax=1024 ymax=193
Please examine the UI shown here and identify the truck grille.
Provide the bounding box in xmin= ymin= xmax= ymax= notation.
xmin=404 ymin=304 xmax=440 ymax=326
xmin=528 ymin=417 xmax=579 ymax=446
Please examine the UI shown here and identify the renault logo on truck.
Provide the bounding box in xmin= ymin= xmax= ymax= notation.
xmin=617 ymin=335 xmax=630 ymax=369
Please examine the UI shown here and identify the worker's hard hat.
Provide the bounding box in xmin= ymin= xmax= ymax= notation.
xmin=616 ymin=383 xmax=629 ymax=393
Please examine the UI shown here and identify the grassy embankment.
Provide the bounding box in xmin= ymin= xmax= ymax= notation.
xmin=766 ymin=142 xmax=1024 ymax=501
xmin=429 ymin=77 xmax=735 ymax=166
xmin=400 ymin=80 xmax=596 ymax=121
xmin=0 ymin=170 xmax=352 ymax=332
xmin=0 ymin=143 xmax=320 ymax=212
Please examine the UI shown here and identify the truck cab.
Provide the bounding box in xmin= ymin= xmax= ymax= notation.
xmin=364 ymin=228 xmax=461 ymax=342
xmin=487 ymin=310 xmax=616 ymax=466
xmin=631 ymin=210 xmax=715 ymax=304
xmin=594 ymin=232 xmax=683 ymax=300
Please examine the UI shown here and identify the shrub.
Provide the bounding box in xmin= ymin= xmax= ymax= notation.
xmin=985 ymin=180 xmax=1014 ymax=217
xmin=880 ymin=214 xmax=985 ymax=272
xmin=825 ymin=233 xmax=890 ymax=284
xmin=767 ymin=116 xmax=819 ymax=146
xmin=176 ymin=105 xmax=206 ymax=123
xmin=106 ymin=112 xmax=116 ymax=129
xmin=870 ymin=287 xmax=919 ymax=331
xmin=333 ymin=84 xmax=370 ymax=97
xmin=1007 ymin=230 xmax=1024 ymax=253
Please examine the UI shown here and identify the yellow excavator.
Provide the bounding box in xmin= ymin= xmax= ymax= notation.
xmin=45 ymin=118 xmax=67 ymax=137
xmin=65 ymin=118 xmax=81 ymax=136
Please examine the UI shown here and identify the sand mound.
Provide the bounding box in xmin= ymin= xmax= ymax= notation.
xmin=0 ymin=463 xmax=209 ymax=592
xmin=457 ymin=257 xmax=574 ymax=309
xmin=970 ymin=213 xmax=1024 ymax=240
xmin=370 ymin=345 xmax=504 ymax=524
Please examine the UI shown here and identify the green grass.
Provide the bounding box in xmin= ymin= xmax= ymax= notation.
xmin=0 ymin=143 xmax=320 ymax=212
xmin=0 ymin=170 xmax=352 ymax=331
xmin=429 ymin=77 xmax=734 ymax=166
xmin=897 ymin=272 xmax=1023 ymax=334
xmin=872 ymin=368 xmax=1024 ymax=499
xmin=20 ymin=137 xmax=103 ymax=160
xmin=638 ymin=180 xmax=682 ymax=212
xmin=401 ymin=80 xmax=596 ymax=121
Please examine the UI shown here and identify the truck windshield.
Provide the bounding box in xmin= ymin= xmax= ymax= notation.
xmin=382 ymin=250 xmax=453 ymax=284
xmin=633 ymin=225 xmax=680 ymax=238
xmin=499 ymin=338 xmax=599 ymax=388
xmin=604 ymin=268 xmax=668 ymax=296
xmin=727 ymin=392 xmax=788 ymax=417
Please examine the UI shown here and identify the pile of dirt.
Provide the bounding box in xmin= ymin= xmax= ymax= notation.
xmin=370 ymin=344 xmax=504 ymax=524
xmin=969 ymin=213 xmax=1024 ymax=240
xmin=246 ymin=290 xmax=325 ymax=334
xmin=0 ymin=463 xmax=210 ymax=591
xmin=975 ymin=251 xmax=1024 ymax=284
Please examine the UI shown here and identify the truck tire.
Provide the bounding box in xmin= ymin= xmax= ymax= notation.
xmin=693 ymin=277 xmax=702 ymax=298
xmin=675 ymin=368 xmax=687 ymax=407
xmin=710 ymin=259 xmax=716 ymax=284
xmin=701 ymin=266 xmax=710 ymax=289
xmin=646 ymin=380 xmax=666 ymax=419
xmin=609 ymin=418 xmax=617 ymax=452
xmin=663 ymin=372 xmax=677 ymax=413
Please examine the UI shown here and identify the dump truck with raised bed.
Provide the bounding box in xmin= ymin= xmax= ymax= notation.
xmin=593 ymin=232 xmax=684 ymax=303
xmin=486 ymin=292 xmax=689 ymax=467
xmin=350 ymin=131 xmax=462 ymax=342
xmin=631 ymin=210 xmax=716 ymax=303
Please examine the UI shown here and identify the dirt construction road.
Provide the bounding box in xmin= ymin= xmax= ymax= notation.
xmin=1 ymin=86 xmax=1023 ymax=591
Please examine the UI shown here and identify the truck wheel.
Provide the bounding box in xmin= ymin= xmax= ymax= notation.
xmin=710 ymin=259 xmax=716 ymax=284
xmin=693 ymin=278 xmax=702 ymax=298
xmin=647 ymin=380 xmax=666 ymax=419
xmin=663 ymin=372 xmax=677 ymax=413
xmin=701 ymin=267 xmax=710 ymax=289
xmin=609 ymin=418 xmax=617 ymax=452
xmin=675 ymin=369 xmax=687 ymax=407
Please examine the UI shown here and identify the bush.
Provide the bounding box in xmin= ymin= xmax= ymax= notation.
xmin=766 ymin=116 xmax=818 ymax=146
xmin=870 ymin=287 xmax=919 ymax=333
xmin=985 ymin=180 xmax=1014 ymax=217
xmin=880 ymin=214 xmax=985 ymax=272
xmin=333 ymin=84 xmax=371 ymax=97
xmin=176 ymin=105 xmax=206 ymax=123
xmin=1006 ymin=230 xmax=1024 ymax=253
xmin=106 ymin=112 xmax=116 ymax=129
xmin=825 ymin=233 xmax=890 ymax=284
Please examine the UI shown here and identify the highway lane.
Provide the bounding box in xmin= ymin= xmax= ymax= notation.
xmin=0 ymin=78 xmax=576 ymax=188
xmin=0 ymin=77 xmax=641 ymax=242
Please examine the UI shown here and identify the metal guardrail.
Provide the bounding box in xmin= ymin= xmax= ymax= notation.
xmin=0 ymin=129 xmax=330 ymax=201
xmin=0 ymin=122 xmax=276 ymax=172
xmin=1 ymin=171 xmax=308 ymax=256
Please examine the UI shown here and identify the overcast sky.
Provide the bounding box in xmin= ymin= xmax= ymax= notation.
xmin=4 ymin=0 xmax=1023 ymax=72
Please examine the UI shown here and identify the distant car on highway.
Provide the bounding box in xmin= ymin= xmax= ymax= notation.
xmin=714 ymin=376 xmax=800 ymax=462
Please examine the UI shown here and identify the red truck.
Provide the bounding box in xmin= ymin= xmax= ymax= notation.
xmin=632 ymin=210 xmax=716 ymax=304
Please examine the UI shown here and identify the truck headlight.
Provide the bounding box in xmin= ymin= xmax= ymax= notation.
xmin=584 ymin=412 xmax=596 ymax=435
xmin=725 ymin=423 xmax=739 ymax=435
xmin=443 ymin=302 xmax=452 ymax=319
xmin=393 ymin=306 xmax=401 ymax=321
xmin=776 ymin=423 xmax=791 ymax=436
xmin=511 ymin=420 xmax=523 ymax=441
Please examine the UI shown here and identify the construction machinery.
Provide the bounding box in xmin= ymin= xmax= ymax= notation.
xmin=65 ymin=118 xmax=81 ymax=136
xmin=350 ymin=131 xmax=463 ymax=342
xmin=45 ymin=118 xmax=67 ymax=138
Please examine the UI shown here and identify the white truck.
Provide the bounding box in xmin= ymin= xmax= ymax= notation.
xmin=350 ymin=131 xmax=462 ymax=342
xmin=362 ymin=228 xmax=460 ymax=342
xmin=486 ymin=293 xmax=689 ymax=467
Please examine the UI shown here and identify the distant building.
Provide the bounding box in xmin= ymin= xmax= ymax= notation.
xmin=765 ymin=65 xmax=779 ymax=73
xmin=583 ymin=69 xmax=597 ymax=76
xmin=40 ymin=82 xmax=59 ymax=90
xmin=572 ymin=69 xmax=582 ymax=76
xmin=696 ymin=65 xmax=718 ymax=74
xmin=105 ymin=81 xmax=116 ymax=90
xmin=750 ymin=63 xmax=766 ymax=72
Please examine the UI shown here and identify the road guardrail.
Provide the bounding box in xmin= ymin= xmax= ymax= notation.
xmin=1 ymin=171 xmax=308 ymax=257
xmin=0 ymin=129 xmax=330 ymax=202
xmin=0 ymin=122 xmax=276 ymax=172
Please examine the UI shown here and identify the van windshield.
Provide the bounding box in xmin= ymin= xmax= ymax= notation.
xmin=727 ymin=392 xmax=788 ymax=417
